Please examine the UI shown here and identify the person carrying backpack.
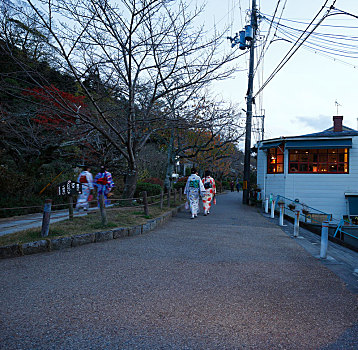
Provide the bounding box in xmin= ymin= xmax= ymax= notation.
xmin=94 ymin=165 xmax=114 ymax=207
xmin=75 ymin=165 xmax=94 ymax=211
xmin=202 ymin=170 xmax=216 ymax=216
xmin=184 ymin=168 xmax=205 ymax=219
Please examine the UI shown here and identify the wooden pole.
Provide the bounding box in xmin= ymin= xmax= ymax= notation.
xmin=160 ymin=190 xmax=164 ymax=209
xmin=99 ymin=193 xmax=108 ymax=225
xmin=143 ymin=191 xmax=149 ymax=216
xmin=41 ymin=199 xmax=52 ymax=237
xmin=68 ymin=195 xmax=74 ymax=220
xmin=167 ymin=189 xmax=171 ymax=207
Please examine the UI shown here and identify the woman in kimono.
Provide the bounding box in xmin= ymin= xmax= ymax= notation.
xmin=184 ymin=168 xmax=205 ymax=219
xmin=202 ymin=170 xmax=216 ymax=216
xmin=94 ymin=165 xmax=115 ymax=207
xmin=75 ymin=166 xmax=94 ymax=211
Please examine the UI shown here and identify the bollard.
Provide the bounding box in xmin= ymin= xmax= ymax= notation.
xmin=320 ymin=221 xmax=329 ymax=259
xmin=179 ymin=188 xmax=182 ymax=202
xmin=264 ymin=198 xmax=269 ymax=213
xmin=143 ymin=191 xmax=149 ymax=216
xmin=270 ymin=200 xmax=275 ymax=218
xmin=174 ymin=189 xmax=177 ymax=205
xmin=279 ymin=203 xmax=284 ymax=226
xmin=99 ymin=193 xmax=108 ymax=225
xmin=160 ymin=190 xmax=164 ymax=209
xmin=41 ymin=199 xmax=52 ymax=237
xmin=294 ymin=210 xmax=300 ymax=237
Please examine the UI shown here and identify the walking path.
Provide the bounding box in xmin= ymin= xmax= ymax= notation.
xmin=0 ymin=208 xmax=97 ymax=236
xmin=0 ymin=192 xmax=357 ymax=349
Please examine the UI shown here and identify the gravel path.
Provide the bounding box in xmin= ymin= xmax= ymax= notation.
xmin=0 ymin=192 xmax=357 ymax=349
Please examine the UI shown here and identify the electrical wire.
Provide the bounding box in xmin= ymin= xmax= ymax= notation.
xmin=254 ymin=0 xmax=282 ymax=74
xmin=254 ymin=0 xmax=336 ymax=98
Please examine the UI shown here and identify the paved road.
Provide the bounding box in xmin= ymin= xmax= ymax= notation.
xmin=0 ymin=192 xmax=357 ymax=349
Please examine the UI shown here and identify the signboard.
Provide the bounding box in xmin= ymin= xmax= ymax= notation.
xmin=58 ymin=180 xmax=82 ymax=196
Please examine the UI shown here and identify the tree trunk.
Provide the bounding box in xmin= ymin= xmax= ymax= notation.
xmin=164 ymin=128 xmax=175 ymax=191
xmin=123 ymin=169 xmax=138 ymax=199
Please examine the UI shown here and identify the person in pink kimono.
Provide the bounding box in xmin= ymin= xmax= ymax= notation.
xmin=202 ymin=170 xmax=216 ymax=216
xmin=184 ymin=168 xmax=205 ymax=219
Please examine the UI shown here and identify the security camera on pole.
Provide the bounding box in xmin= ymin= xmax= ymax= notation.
xmin=227 ymin=0 xmax=257 ymax=204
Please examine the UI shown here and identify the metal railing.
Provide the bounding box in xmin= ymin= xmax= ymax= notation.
xmin=270 ymin=194 xmax=357 ymax=244
xmin=274 ymin=195 xmax=332 ymax=224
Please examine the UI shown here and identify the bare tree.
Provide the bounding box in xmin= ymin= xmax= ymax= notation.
xmin=161 ymin=95 xmax=245 ymax=187
xmin=4 ymin=0 xmax=244 ymax=197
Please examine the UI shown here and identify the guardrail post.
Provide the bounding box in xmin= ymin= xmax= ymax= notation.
xmin=99 ymin=193 xmax=108 ymax=225
xmin=143 ymin=191 xmax=149 ymax=216
xmin=294 ymin=210 xmax=300 ymax=237
xmin=270 ymin=200 xmax=275 ymax=218
xmin=160 ymin=190 xmax=164 ymax=209
xmin=279 ymin=203 xmax=285 ymax=226
xmin=41 ymin=199 xmax=52 ymax=237
xmin=264 ymin=198 xmax=269 ymax=213
xmin=320 ymin=221 xmax=329 ymax=259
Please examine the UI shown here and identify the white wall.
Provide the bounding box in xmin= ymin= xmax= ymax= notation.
xmin=257 ymin=137 xmax=358 ymax=220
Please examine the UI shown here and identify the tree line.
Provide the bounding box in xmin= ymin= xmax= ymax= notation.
xmin=0 ymin=0 xmax=248 ymax=203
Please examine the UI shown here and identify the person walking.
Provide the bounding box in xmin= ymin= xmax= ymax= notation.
xmin=184 ymin=168 xmax=205 ymax=219
xmin=94 ymin=165 xmax=115 ymax=207
xmin=236 ymin=182 xmax=241 ymax=192
xmin=75 ymin=165 xmax=94 ymax=211
xmin=202 ymin=170 xmax=216 ymax=216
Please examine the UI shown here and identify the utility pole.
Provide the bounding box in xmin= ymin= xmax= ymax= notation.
xmin=242 ymin=0 xmax=257 ymax=204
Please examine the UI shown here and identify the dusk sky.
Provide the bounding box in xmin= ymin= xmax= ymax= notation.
xmin=202 ymin=0 xmax=358 ymax=145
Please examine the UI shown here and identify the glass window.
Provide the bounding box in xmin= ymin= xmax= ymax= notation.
xmin=288 ymin=148 xmax=349 ymax=174
xmin=267 ymin=146 xmax=284 ymax=174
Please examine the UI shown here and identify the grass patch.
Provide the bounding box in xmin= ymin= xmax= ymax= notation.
xmin=0 ymin=200 xmax=185 ymax=246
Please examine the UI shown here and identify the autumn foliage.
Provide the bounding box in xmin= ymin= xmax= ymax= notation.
xmin=24 ymin=85 xmax=85 ymax=130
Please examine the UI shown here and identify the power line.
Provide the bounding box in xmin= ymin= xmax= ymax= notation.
xmin=254 ymin=0 xmax=336 ymax=98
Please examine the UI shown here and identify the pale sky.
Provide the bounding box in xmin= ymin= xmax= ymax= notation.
xmin=202 ymin=0 xmax=358 ymax=145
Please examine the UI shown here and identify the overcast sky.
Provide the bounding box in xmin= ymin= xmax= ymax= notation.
xmin=201 ymin=0 xmax=358 ymax=144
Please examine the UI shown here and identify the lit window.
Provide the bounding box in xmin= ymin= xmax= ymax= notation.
xmin=267 ymin=147 xmax=284 ymax=174
xmin=288 ymin=148 xmax=349 ymax=174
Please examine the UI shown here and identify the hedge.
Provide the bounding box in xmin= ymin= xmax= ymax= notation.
xmin=135 ymin=182 xmax=162 ymax=197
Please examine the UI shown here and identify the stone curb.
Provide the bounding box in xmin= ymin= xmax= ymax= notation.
xmin=0 ymin=203 xmax=185 ymax=260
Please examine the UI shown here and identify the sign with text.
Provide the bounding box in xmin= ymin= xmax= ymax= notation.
xmin=58 ymin=180 xmax=82 ymax=196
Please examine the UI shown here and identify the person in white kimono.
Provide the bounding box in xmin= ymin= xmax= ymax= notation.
xmin=184 ymin=168 xmax=205 ymax=219
xmin=75 ymin=166 xmax=94 ymax=211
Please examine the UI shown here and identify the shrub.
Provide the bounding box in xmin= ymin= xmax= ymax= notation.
xmin=215 ymin=180 xmax=222 ymax=192
xmin=222 ymin=180 xmax=230 ymax=189
xmin=173 ymin=176 xmax=188 ymax=190
xmin=142 ymin=177 xmax=164 ymax=187
xmin=135 ymin=182 xmax=162 ymax=197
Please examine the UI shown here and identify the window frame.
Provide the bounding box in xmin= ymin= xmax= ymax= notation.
xmin=267 ymin=146 xmax=284 ymax=174
xmin=288 ymin=148 xmax=349 ymax=174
